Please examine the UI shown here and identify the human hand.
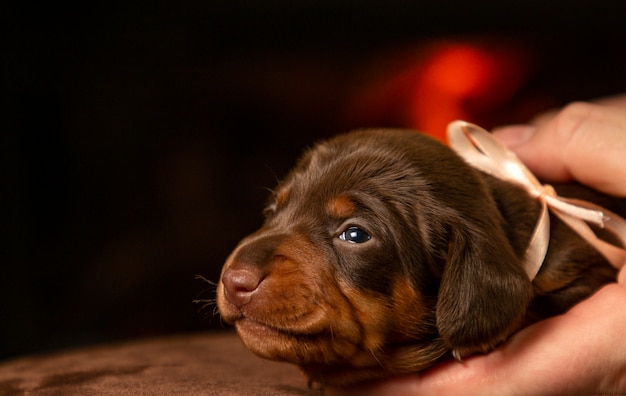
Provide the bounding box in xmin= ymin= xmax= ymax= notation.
xmin=492 ymin=96 xmax=626 ymax=197
xmin=327 ymin=97 xmax=626 ymax=395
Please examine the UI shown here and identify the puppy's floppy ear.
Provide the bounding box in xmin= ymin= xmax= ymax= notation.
xmin=436 ymin=220 xmax=533 ymax=359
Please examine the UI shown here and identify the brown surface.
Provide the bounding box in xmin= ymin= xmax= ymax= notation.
xmin=0 ymin=332 xmax=317 ymax=395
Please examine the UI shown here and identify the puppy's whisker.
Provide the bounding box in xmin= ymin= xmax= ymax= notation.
xmin=193 ymin=298 xmax=218 ymax=319
xmin=263 ymin=163 xmax=281 ymax=186
xmin=328 ymin=323 xmax=335 ymax=343
xmin=193 ymin=298 xmax=217 ymax=308
xmin=215 ymin=309 xmax=226 ymax=327
xmin=194 ymin=274 xmax=220 ymax=320
xmin=368 ymin=347 xmax=384 ymax=368
xmin=195 ymin=274 xmax=218 ymax=286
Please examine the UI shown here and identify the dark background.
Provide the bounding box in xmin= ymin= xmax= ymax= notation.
xmin=3 ymin=1 xmax=626 ymax=360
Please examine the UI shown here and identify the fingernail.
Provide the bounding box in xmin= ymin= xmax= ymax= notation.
xmin=492 ymin=125 xmax=536 ymax=148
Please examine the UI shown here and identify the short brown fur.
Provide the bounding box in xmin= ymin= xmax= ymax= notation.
xmin=216 ymin=129 xmax=624 ymax=386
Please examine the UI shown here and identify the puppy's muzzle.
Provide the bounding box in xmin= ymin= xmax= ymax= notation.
xmin=220 ymin=234 xmax=280 ymax=311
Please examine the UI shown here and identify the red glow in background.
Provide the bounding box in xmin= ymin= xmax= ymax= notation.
xmin=345 ymin=40 xmax=550 ymax=142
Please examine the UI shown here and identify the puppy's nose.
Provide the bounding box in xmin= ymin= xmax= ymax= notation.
xmin=222 ymin=266 xmax=263 ymax=308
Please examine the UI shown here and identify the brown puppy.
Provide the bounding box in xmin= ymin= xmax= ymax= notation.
xmin=216 ymin=129 xmax=623 ymax=386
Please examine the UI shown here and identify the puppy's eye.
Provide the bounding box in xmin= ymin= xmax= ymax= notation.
xmin=339 ymin=226 xmax=372 ymax=244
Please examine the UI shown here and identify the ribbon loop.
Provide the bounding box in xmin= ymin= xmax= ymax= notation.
xmin=447 ymin=120 xmax=626 ymax=280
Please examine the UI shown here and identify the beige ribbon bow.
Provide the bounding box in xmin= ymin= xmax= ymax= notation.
xmin=447 ymin=120 xmax=626 ymax=280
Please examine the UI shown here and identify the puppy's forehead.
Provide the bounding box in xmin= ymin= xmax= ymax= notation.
xmin=285 ymin=151 xmax=391 ymax=211
xmin=295 ymin=130 xmax=423 ymax=188
xmin=272 ymin=129 xmax=458 ymax=218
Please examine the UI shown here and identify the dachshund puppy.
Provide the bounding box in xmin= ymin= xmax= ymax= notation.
xmin=216 ymin=129 xmax=623 ymax=386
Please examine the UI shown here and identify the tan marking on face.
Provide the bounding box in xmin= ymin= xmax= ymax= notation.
xmin=333 ymin=277 xmax=430 ymax=359
xmin=275 ymin=185 xmax=290 ymax=207
xmin=326 ymin=194 xmax=356 ymax=219
xmin=389 ymin=278 xmax=430 ymax=340
xmin=332 ymin=281 xmax=391 ymax=364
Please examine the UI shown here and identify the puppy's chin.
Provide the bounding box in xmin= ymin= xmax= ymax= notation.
xmin=233 ymin=318 xmax=319 ymax=361
xmin=233 ymin=317 xmax=399 ymax=386
xmin=227 ymin=305 xmax=342 ymax=365
xmin=234 ymin=317 xmax=448 ymax=387
xmin=234 ymin=317 xmax=368 ymax=365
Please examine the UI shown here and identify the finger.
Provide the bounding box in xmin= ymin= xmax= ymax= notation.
xmin=494 ymin=102 xmax=626 ymax=197
xmin=592 ymin=93 xmax=626 ymax=109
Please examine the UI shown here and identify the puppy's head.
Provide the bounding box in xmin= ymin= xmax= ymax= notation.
xmin=216 ymin=130 xmax=533 ymax=385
